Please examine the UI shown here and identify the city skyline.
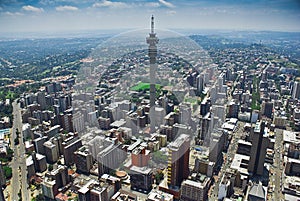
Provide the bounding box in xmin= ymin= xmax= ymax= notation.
xmin=0 ymin=0 xmax=300 ymax=34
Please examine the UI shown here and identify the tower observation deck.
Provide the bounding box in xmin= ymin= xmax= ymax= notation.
xmin=146 ymin=15 xmax=159 ymax=133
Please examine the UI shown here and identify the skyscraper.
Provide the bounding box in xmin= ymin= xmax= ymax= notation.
xmin=0 ymin=163 xmax=5 ymax=187
xmin=146 ymin=15 xmax=159 ymax=133
xmin=248 ymin=121 xmax=269 ymax=176
xmin=167 ymin=134 xmax=190 ymax=187
xmin=129 ymin=166 xmax=153 ymax=193
xmin=0 ymin=162 xmax=4 ymax=201
xmin=292 ymin=81 xmax=300 ymax=100
xmin=0 ymin=187 xmax=4 ymax=201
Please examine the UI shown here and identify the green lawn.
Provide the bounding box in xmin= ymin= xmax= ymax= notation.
xmin=184 ymin=97 xmax=198 ymax=104
xmin=131 ymin=82 xmax=161 ymax=91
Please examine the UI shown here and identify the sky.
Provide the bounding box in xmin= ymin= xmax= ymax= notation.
xmin=0 ymin=0 xmax=300 ymax=34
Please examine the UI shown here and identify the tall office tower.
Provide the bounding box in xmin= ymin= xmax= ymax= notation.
xmin=292 ymin=81 xmax=300 ymax=100
xmin=97 ymin=144 xmax=127 ymax=176
xmin=43 ymin=141 xmax=59 ymax=164
xmin=228 ymin=100 xmax=240 ymax=118
xmin=0 ymin=163 xmax=5 ymax=187
xmin=0 ymin=187 xmax=4 ymax=201
xmin=0 ymin=163 xmax=5 ymax=201
xmin=248 ymin=121 xmax=269 ymax=176
xmin=261 ymin=101 xmax=274 ymax=119
xmin=167 ymin=134 xmax=190 ymax=187
xmin=196 ymin=74 xmax=204 ymax=95
xmin=47 ymin=165 xmax=70 ymax=189
xmin=217 ymin=72 xmax=225 ymax=92
xmin=129 ymin=166 xmax=153 ymax=193
xmin=181 ymin=178 xmax=211 ymax=201
xmin=146 ymin=15 xmax=159 ymax=133
xmin=131 ymin=146 xmax=150 ymax=167
xmin=63 ymin=137 xmax=82 ymax=166
xmin=75 ymin=146 xmax=93 ymax=174
xmin=37 ymin=91 xmax=46 ymax=110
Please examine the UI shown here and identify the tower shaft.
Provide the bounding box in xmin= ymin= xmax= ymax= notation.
xmin=146 ymin=15 xmax=159 ymax=133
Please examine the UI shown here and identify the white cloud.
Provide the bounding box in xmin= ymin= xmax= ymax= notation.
xmin=22 ymin=5 xmax=44 ymax=13
xmin=166 ymin=10 xmax=176 ymax=15
xmin=56 ymin=5 xmax=79 ymax=11
xmin=158 ymin=0 xmax=175 ymax=8
xmin=93 ymin=0 xmax=129 ymax=9
xmin=3 ymin=11 xmax=24 ymax=16
xmin=145 ymin=2 xmax=160 ymax=8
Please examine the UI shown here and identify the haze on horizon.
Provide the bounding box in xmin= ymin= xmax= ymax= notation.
xmin=0 ymin=0 xmax=300 ymax=35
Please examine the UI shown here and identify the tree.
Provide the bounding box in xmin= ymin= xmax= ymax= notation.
xmin=152 ymin=151 xmax=168 ymax=165
xmin=154 ymin=171 xmax=164 ymax=184
xmin=14 ymin=138 xmax=20 ymax=146
xmin=3 ymin=166 xmax=12 ymax=179
xmin=35 ymin=194 xmax=45 ymax=201
xmin=48 ymin=164 xmax=53 ymax=171
xmin=124 ymin=139 xmax=131 ymax=145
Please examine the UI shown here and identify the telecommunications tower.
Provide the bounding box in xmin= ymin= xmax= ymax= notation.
xmin=146 ymin=15 xmax=159 ymax=133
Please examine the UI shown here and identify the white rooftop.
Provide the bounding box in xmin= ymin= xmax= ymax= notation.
xmin=230 ymin=153 xmax=250 ymax=175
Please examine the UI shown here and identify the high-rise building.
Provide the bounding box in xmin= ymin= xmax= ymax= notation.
xmin=146 ymin=15 xmax=159 ymax=133
xmin=130 ymin=166 xmax=153 ymax=193
xmin=0 ymin=163 xmax=5 ymax=187
xmin=43 ymin=141 xmax=59 ymax=164
xmin=0 ymin=187 xmax=4 ymax=201
xmin=247 ymin=182 xmax=266 ymax=201
xmin=292 ymin=81 xmax=300 ymax=100
xmin=100 ymin=174 xmax=122 ymax=194
xmin=37 ymin=91 xmax=46 ymax=110
xmin=72 ymin=111 xmax=85 ymax=133
xmin=147 ymin=189 xmax=174 ymax=201
xmin=261 ymin=101 xmax=273 ymax=119
xmin=47 ymin=165 xmax=70 ymax=189
xmin=63 ymin=137 xmax=82 ymax=166
xmin=181 ymin=177 xmax=211 ymax=201
xmin=31 ymin=152 xmax=47 ymax=173
xmin=131 ymin=146 xmax=150 ymax=167
xmin=209 ymin=130 xmax=225 ymax=165
xmin=75 ymin=146 xmax=93 ymax=174
xmin=42 ymin=178 xmax=58 ymax=199
xmin=97 ymin=144 xmax=127 ymax=176
xmin=228 ymin=100 xmax=240 ymax=118
xmin=196 ymin=74 xmax=204 ymax=95
xmin=167 ymin=134 xmax=190 ymax=187
xmin=218 ymin=72 xmax=225 ymax=93
xmin=78 ymin=180 xmax=109 ymax=201
xmin=248 ymin=121 xmax=269 ymax=176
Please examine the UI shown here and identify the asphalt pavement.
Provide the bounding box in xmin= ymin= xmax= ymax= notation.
xmin=8 ymin=101 xmax=30 ymax=201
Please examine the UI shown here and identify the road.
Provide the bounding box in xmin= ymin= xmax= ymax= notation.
xmin=209 ymin=121 xmax=244 ymax=200
xmin=270 ymin=128 xmax=284 ymax=201
xmin=8 ymin=101 xmax=30 ymax=201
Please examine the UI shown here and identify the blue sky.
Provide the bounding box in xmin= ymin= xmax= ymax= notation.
xmin=0 ymin=0 xmax=299 ymax=33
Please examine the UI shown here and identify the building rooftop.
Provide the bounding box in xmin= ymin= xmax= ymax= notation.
xmin=230 ymin=154 xmax=250 ymax=175
xmin=130 ymin=165 xmax=152 ymax=174
xmin=110 ymin=119 xmax=126 ymax=128
xmin=26 ymin=156 xmax=34 ymax=166
xmin=283 ymin=130 xmax=300 ymax=144
xmin=147 ymin=189 xmax=174 ymax=201
xmin=43 ymin=141 xmax=55 ymax=148
xmin=248 ymin=183 xmax=265 ymax=200
xmin=182 ymin=179 xmax=207 ymax=189
xmin=169 ymin=134 xmax=189 ymax=150
xmin=254 ymin=121 xmax=262 ymax=133
xmin=128 ymin=139 xmax=142 ymax=152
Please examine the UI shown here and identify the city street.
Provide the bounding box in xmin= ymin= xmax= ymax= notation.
xmin=271 ymin=128 xmax=284 ymax=201
xmin=7 ymin=101 xmax=30 ymax=201
xmin=210 ymin=121 xmax=244 ymax=200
